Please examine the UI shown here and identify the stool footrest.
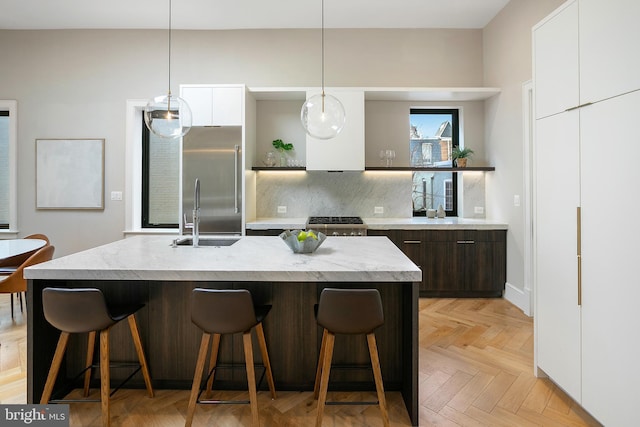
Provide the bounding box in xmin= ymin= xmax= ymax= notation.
xmin=47 ymin=362 xmax=143 ymax=403
xmin=203 ymin=363 xmax=268 ymax=390
xmin=195 ymin=363 xmax=268 ymax=406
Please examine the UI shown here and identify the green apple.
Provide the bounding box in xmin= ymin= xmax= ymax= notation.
xmin=307 ymin=231 xmax=318 ymax=240
xmin=297 ymin=231 xmax=308 ymax=241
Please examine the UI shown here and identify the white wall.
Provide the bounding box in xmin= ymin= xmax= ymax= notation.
xmin=0 ymin=28 xmax=483 ymax=256
xmin=482 ymin=0 xmax=566 ymax=302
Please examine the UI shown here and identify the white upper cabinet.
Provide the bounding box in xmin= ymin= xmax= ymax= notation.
xmin=180 ymin=85 xmax=243 ymax=126
xmin=580 ymin=0 xmax=640 ymax=104
xmin=533 ymin=0 xmax=579 ymax=119
xmin=305 ymin=90 xmax=365 ymax=171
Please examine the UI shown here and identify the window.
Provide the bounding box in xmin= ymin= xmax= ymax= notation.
xmin=410 ymin=108 xmax=459 ymax=216
xmin=0 ymin=101 xmax=16 ymax=231
xmin=0 ymin=111 xmax=9 ymax=228
xmin=141 ymin=118 xmax=180 ymax=228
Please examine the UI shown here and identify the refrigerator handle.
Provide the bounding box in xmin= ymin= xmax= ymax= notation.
xmin=234 ymin=144 xmax=240 ymax=214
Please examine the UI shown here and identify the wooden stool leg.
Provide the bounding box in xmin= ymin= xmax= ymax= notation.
xmin=315 ymin=331 xmax=335 ymax=427
xmin=40 ymin=332 xmax=70 ymax=404
xmin=10 ymin=293 xmax=14 ymax=318
xmin=243 ymin=331 xmax=259 ymax=427
xmin=314 ymin=329 xmax=328 ymax=399
xmin=127 ymin=315 xmax=154 ymax=398
xmin=255 ymin=322 xmax=276 ymax=399
xmin=367 ymin=333 xmax=389 ymax=427
xmin=186 ymin=333 xmax=211 ymax=427
xmin=205 ymin=333 xmax=221 ymax=398
xmin=100 ymin=329 xmax=111 ymax=427
xmin=84 ymin=331 xmax=96 ymax=397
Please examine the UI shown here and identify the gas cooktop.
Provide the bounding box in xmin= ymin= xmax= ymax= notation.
xmin=307 ymin=216 xmax=364 ymax=225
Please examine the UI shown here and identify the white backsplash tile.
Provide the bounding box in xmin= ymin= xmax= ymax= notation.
xmin=461 ymin=172 xmax=486 ymax=218
xmin=256 ymin=171 xmax=485 ymax=219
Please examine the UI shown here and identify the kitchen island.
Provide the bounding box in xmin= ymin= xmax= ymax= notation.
xmin=25 ymin=235 xmax=421 ymax=424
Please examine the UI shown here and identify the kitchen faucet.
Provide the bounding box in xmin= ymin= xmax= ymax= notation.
xmin=193 ymin=178 xmax=200 ymax=247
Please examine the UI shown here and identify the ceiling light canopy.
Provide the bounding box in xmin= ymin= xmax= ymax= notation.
xmin=144 ymin=0 xmax=192 ymax=139
xmin=300 ymin=0 xmax=345 ymax=140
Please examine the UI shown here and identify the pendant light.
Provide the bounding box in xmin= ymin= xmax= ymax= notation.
xmin=144 ymin=0 xmax=192 ymax=139
xmin=300 ymin=0 xmax=346 ymax=140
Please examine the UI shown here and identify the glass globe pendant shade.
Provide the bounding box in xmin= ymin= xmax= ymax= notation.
xmin=144 ymin=93 xmax=192 ymax=139
xmin=301 ymin=93 xmax=346 ymax=140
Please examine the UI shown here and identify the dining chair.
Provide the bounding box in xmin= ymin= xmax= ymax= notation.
xmin=0 ymin=245 xmax=55 ymax=317
xmin=0 ymin=234 xmax=51 ymax=314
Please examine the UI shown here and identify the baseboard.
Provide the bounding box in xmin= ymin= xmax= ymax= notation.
xmin=504 ymin=282 xmax=532 ymax=317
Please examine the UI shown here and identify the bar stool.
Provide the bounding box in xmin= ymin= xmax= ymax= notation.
xmin=186 ymin=288 xmax=276 ymax=427
xmin=40 ymin=288 xmax=154 ymax=427
xmin=314 ymin=288 xmax=389 ymax=427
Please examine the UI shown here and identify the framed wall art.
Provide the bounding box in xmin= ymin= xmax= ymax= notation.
xmin=36 ymin=138 xmax=105 ymax=210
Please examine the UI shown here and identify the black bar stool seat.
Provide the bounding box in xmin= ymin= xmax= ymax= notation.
xmin=40 ymin=287 xmax=154 ymax=427
xmin=186 ymin=288 xmax=277 ymax=427
xmin=314 ymin=288 xmax=390 ymax=427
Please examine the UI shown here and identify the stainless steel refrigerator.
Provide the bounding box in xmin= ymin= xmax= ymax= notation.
xmin=181 ymin=126 xmax=242 ymax=236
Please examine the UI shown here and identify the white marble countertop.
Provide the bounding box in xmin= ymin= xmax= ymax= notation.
xmin=24 ymin=235 xmax=421 ymax=283
xmin=363 ymin=217 xmax=508 ymax=230
xmin=246 ymin=217 xmax=508 ymax=230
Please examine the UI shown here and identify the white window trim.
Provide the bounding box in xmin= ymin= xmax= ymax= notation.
xmin=124 ymin=99 xmax=178 ymax=235
xmin=0 ymin=100 xmax=18 ymax=235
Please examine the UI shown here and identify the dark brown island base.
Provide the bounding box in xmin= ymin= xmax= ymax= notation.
xmin=26 ymin=235 xmax=422 ymax=425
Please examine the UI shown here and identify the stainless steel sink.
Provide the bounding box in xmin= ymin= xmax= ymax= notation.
xmin=173 ymin=237 xmax=240 ymax=247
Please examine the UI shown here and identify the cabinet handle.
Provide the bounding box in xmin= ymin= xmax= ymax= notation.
xmin=565 ymin=102 xmax=593 ymax=112
xmin=234 ymin=144 xmax=240 ymax=214
xmin=456 ymin=240 xmax=475 ymax=244
xmin=577 ymin=207 xmax=582 ymax=306
xmin=403 ymin=240 xmax=421 ymax=244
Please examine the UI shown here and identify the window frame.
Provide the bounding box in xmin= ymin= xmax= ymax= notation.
xmin=0 ymin=101 xmax=17 ymax=233
xmin=410 ymin=107 xmax=460 ymax=217
xmin=141 ymin=121 xmax=179 ymax=229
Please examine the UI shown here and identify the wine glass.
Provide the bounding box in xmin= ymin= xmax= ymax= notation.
xmin=386 ymin=150 xmax=396 ymax=167
xmin=379 ymin=150 xmax=386 ymax=166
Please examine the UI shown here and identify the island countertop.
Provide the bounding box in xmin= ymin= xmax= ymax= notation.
xmin=25 ymin=235 xmax=422 ymax=283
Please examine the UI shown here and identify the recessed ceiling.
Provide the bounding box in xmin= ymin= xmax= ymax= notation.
xmin=0 ymin=0 xmax=510 ymax=30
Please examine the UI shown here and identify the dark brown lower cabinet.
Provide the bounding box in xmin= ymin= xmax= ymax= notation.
xmin=368 ymin=229 xmax=506 ymax=298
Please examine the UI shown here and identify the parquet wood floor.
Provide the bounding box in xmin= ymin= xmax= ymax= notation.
xmin=0 ymin=295 xmax=602 ymax=426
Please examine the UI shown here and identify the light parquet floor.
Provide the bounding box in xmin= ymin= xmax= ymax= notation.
xmin=0 ymin=295 xmax=602 ymax=426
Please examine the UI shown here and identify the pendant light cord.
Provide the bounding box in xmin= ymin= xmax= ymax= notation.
xmin=168 ymin=0 xmax=173 ymax=98
xmin=321 ymin=0 xmax=325 ymax=110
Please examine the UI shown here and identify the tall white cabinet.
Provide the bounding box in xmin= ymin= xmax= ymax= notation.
xmin=534 ymin=1 xmax=640 ymax=425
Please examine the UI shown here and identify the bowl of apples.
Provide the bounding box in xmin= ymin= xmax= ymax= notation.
xmin=279 ymin=229 xmax=327 ymax=253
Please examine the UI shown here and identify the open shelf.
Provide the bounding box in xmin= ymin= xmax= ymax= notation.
xmin=252 ymin=166 xmax=495 ymax=172
xmin=252 ymin=167 xmax=306 ymax=171
xmin=365 ymin=166 xmax=495 ymax=172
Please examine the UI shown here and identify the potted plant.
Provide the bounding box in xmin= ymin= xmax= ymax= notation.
xmin=452 ymin=146 xmax=474 ymax=167
xmin=272 ymin=139 xmax=294 ymax=167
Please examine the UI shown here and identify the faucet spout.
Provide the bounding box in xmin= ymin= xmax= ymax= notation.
xmin=193 ymin=178 xmax=200 ymax=247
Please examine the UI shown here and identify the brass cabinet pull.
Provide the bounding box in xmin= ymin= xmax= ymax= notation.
xmin=577 ymin=207 xmax=582 ymax=306
xmin=565 ymin=102 xmax=593 ymax=112
xmin=403 ymin=240 xmax=421 ymax=244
